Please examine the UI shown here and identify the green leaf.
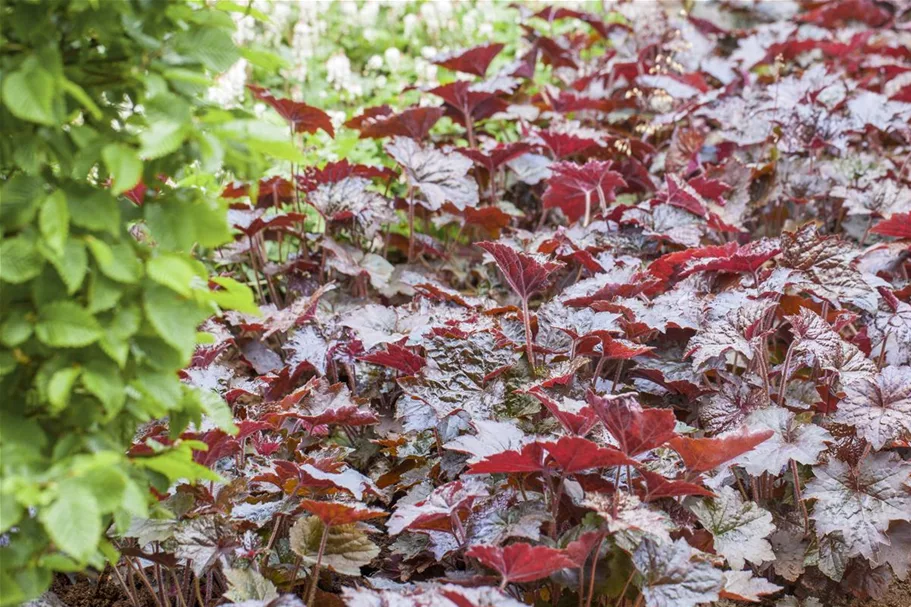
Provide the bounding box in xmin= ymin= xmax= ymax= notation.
xmin=175 ymin=27 xmax=239 ymax=72
xmin=134 ymin=443 xmax=220 ymax=483
xmin=208 ymin=276 xmax=259 ymax=314
xmin=86 ymin=238 xmax=142 ymax=284
xmin=39 ymin=190 xmax=69 ymax=256
xmin=144 ymin=194 xmax=232 ymax=250
xmin=0 ymin=175 xmax=44 ymax=228
xmin=102 ymin=144 xmax=143 ymax=195
xmin=39 ymin=483 xmax=102 ymax=562
xmin=42 ymin=237 xmax=88 ymax=294
xmin=0 ymin=310 xmax=33 ymax=347
xmin=60 ymin=78 xmax=103 ymax=120
xmin=147 ymin=253 xmax=206 ymax=296
xmin=35 ymin=302 xmax=102 ymax=348
xmin=81 ymin=466 xmax=127 ymax=513
xmin=0 ymin=234 xmax=44 ymax=283
xmin=2 ymin=62 xmax=56 ymax=126
xmin=82 ymin=360 xmax=126 ymax=416
xmin=139 ymin=121 xmax=186 ymax=159
xmin=143 ymin=284 xmax=208 ymax=358
xmin=0 ymin=490 xmax=23 ymax=533
xmin=67 ymin=186 xmax=120 ymax=236
xmin=47 ymin=366 xmax=82 ymax=412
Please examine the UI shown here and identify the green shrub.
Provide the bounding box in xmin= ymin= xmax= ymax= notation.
xmin=0 ymin=1 xmax=286 ymax=603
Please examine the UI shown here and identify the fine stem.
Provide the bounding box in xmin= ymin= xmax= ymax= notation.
xmin=522 ymin=298 xmax=536 ymax=374
xmin=306 ymin=523 xmax=331 ymax=606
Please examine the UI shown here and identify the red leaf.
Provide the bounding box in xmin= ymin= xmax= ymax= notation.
xmin=637 ymin=469 xmax=715 ymax=502
xmin=462 ymin=206 xmax=513 ymax=237
xmin=537 ymin=129 xmax=599 ymax=158
xmin=677 ymin=239 xmax=781 ymax=278
xmin=298 ymin=499 xmax=387 ymax=526
xmin=430 ymin=81 xmax=506 ymax=124
xmin=434 ymin=43 xmax=505 ymax=77
xmin=467 ymin=442 xmax=548 ymax=475
xmin=526 ymin=386 xmax=599 ymax=436
xmin=586 ymin=391 xmax=678 ymax=457
xmin=247 ymin=85 xmax=334 ymax=137
xmin=871 ymin=212 xmax=911 ymax=239
xmin=466 ymin=542 xmax=576 ymax=585
xmin=576 ymin=332 xmax=654 ymax=360
xmin=359 ymin=343 xmax=426 ymax=375
xmin=349 ymin=106 xmax=444 ymax=141
xmin=668 ymin=427 xmax=774 ymax=474
xmin=457 ymin=142 xmax=533 ymax=174
xmin=564 ymin=531 xmax=605 ymax=568
xmin=542 ymin=161 xmax=627 ymax=224
xmin=297 ymin=159 xmax=396 ymax=191
xmin=477 ymin=241 xmax=564 ymax=302
xmin=543 ymin=436 xmax=636 ymax=473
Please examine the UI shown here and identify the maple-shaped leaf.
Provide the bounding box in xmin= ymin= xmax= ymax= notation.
xmin=444 ymin=419 xmax=528 ymax=464
xmin=359 ymin=343 xmax=426 ymax=376
xmin=583 ymin=493 xmax=675 ymax=544
xmin=669 ymin=427 xmax=774 ymax=474
xmin=542 ymin=160 xmax=627 ymax=225
xmin=466 ymin=542 xmax=576 ymax=586
xmin=429 ymin=80 xmax=506 ymax=126
xmin=387 ymin=479 xmax=488 ymax=536
xmin=638 ymin=469 xmax=715 ymax=502
xmin=536 ymin=128 xmax=600 ymax=158
xmin=478 ymin=241 xmax=563 ymax=302
xmin=833 ymin=366 xmax=911 ymax=450
xmin=871 ymin=521 xmax=911 ymax=581
xmin=804 ymin=452 xmax=911 ymax=559
xmin=298 ymin=499 xmax=387 ymax=527
xmin=779 ymin=224 xmax=877 ymax=312
xmin=386 ymin=136 xmax=479 ymax=211
xmin=542 ymin=436 xmax=636 ymax=473
xmin=304 ymin=176 xmax=392 ymax=237
xmin=526 ymin=386 xmax=599 ymax=436
xmin=686 ymin=297 xmax=776 ymax=370
xmin=289 ymin=516 xmax=377 ymax=576
xmin=223 ymin=567 xmax=279 ymax=603
xmin=276 ymin=378 xmax=378 ymax=428
xmin=433 ymin=43 xmax=504 ymax=77
xmin=466 ymin=442 xmax=548 ymax=476
xmin=247 ymin=85 xmax=333 ymax=137
xmin=720 ymin=570 xmax=783 ymax=602
xmin=871 ymin=211 xmax=911 ymax=239
xmin=678 ymin=239 xmax=781 ymax=279
xmin=351 ymin=106 xmax=444 ymax=141
xmin=786 ymin=308 xmax=876 ymax=387
xmin=868 ymin=290 xmax=911 ymax=367
xmin=691 ymin=486 xmax=776 ymax=569
xmin=465 ymin=491 xmax=549 ymax=547
xmin=733 ymin=407 xmax=832 ymax=476
xmin=587 ymin=391 xmax=678 ymax=457
xmin=456 ymin=142 xmax=533 ymax=175
xmin=297 ymin=159 xmax=396 ymax=190
xmin=633 ymin=538 xmax=723 ymax=607
xmin=343 ymin=583 xmax=526 ymax=607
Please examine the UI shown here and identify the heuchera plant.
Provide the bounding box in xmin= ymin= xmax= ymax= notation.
xmin=14 ymin=1 xmax=911 ymax=606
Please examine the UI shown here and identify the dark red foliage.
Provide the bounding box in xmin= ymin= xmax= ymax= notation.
xmin=359 ymin=343 xmax=426 ymax=375
xmin=668 ymin=428 xmax=775 ymax=474
xmin=347 ymin=106 xmax=445 ymax=140
xmin=247 ymin=85 xmax=334 ymax=137
xmin=298 ymin=499 xmax=387 ymax=526
xmin=542 ymin=160 xmax=626 ymax=224
xmin=586 ymin=392 xmax=678 ymax=457
xmin=433 ymin=43 xmax=504 ymax=77
xmin=466 ymin=543 xmax=576 ymax=585
xmin=477 ymin=241 xmax=563 ymax=302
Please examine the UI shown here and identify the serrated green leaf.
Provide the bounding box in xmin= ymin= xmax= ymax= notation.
xmin=86 ymin=238 xmax=142 ymax=283
xmin=134 ymin=443 xmax=220 ymax=483
xmin=42 ymin=237 xmax=88 ymax=294
xmin=2 ymin=63 xmax=56 ymax=125
xmin=102 ymin=143 xmax=143 ymax=195
xmin=39 ymin=483 xmax=101 ymax=562
xmin=209 ymin=276 xmax=259 ymax=314
xmin=174 ymin=27 xmax=239 ymax=72
xmin=47 ymin=366 xmax=82 ymax=412
xmin=81 ymin=466 xmax=127 ymax=513
xmin=139 ymin=121 xmax=186 ymax=159
xmin=35 ymin=302 xmax=102 ymax=347
xmin=0 ymin=175 xmax=44 ymax=229
xmin=143 ymin=284 xmax=208 ymax=358
xmin=147 ymin=253 xmax=205 ymax=296
xmin=39 ymin=190 xmax=69 ymax=256
xmin=0 ymin=234 xmax=44 ymax=283
xmin=0 ymin=310 xmax=34 ymax=347
xmin=144 ymin=195 xmax=232 ymax=250
xmin=82 ymin=359 xmax=126 ymax=416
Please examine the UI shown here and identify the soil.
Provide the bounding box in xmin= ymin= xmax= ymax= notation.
xmin=51 ymin=574 xmax=156 ymax=607
xmin=846 ymin=578 xmax=911 ymax=607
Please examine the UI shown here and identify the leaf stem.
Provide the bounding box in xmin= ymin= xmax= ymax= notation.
xmin=522 ymin=298 xmax=536 ymax=374
xmin=791 ymin=459 xmax=810 ymax=533
xmin=306 ymin=522 xmax=331 ymax=607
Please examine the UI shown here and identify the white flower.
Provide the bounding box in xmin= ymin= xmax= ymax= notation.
xmin=384 ymin=47 xmax=403 ymax=71
xmin=208 ymin=59 xmax=248 ymax=108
